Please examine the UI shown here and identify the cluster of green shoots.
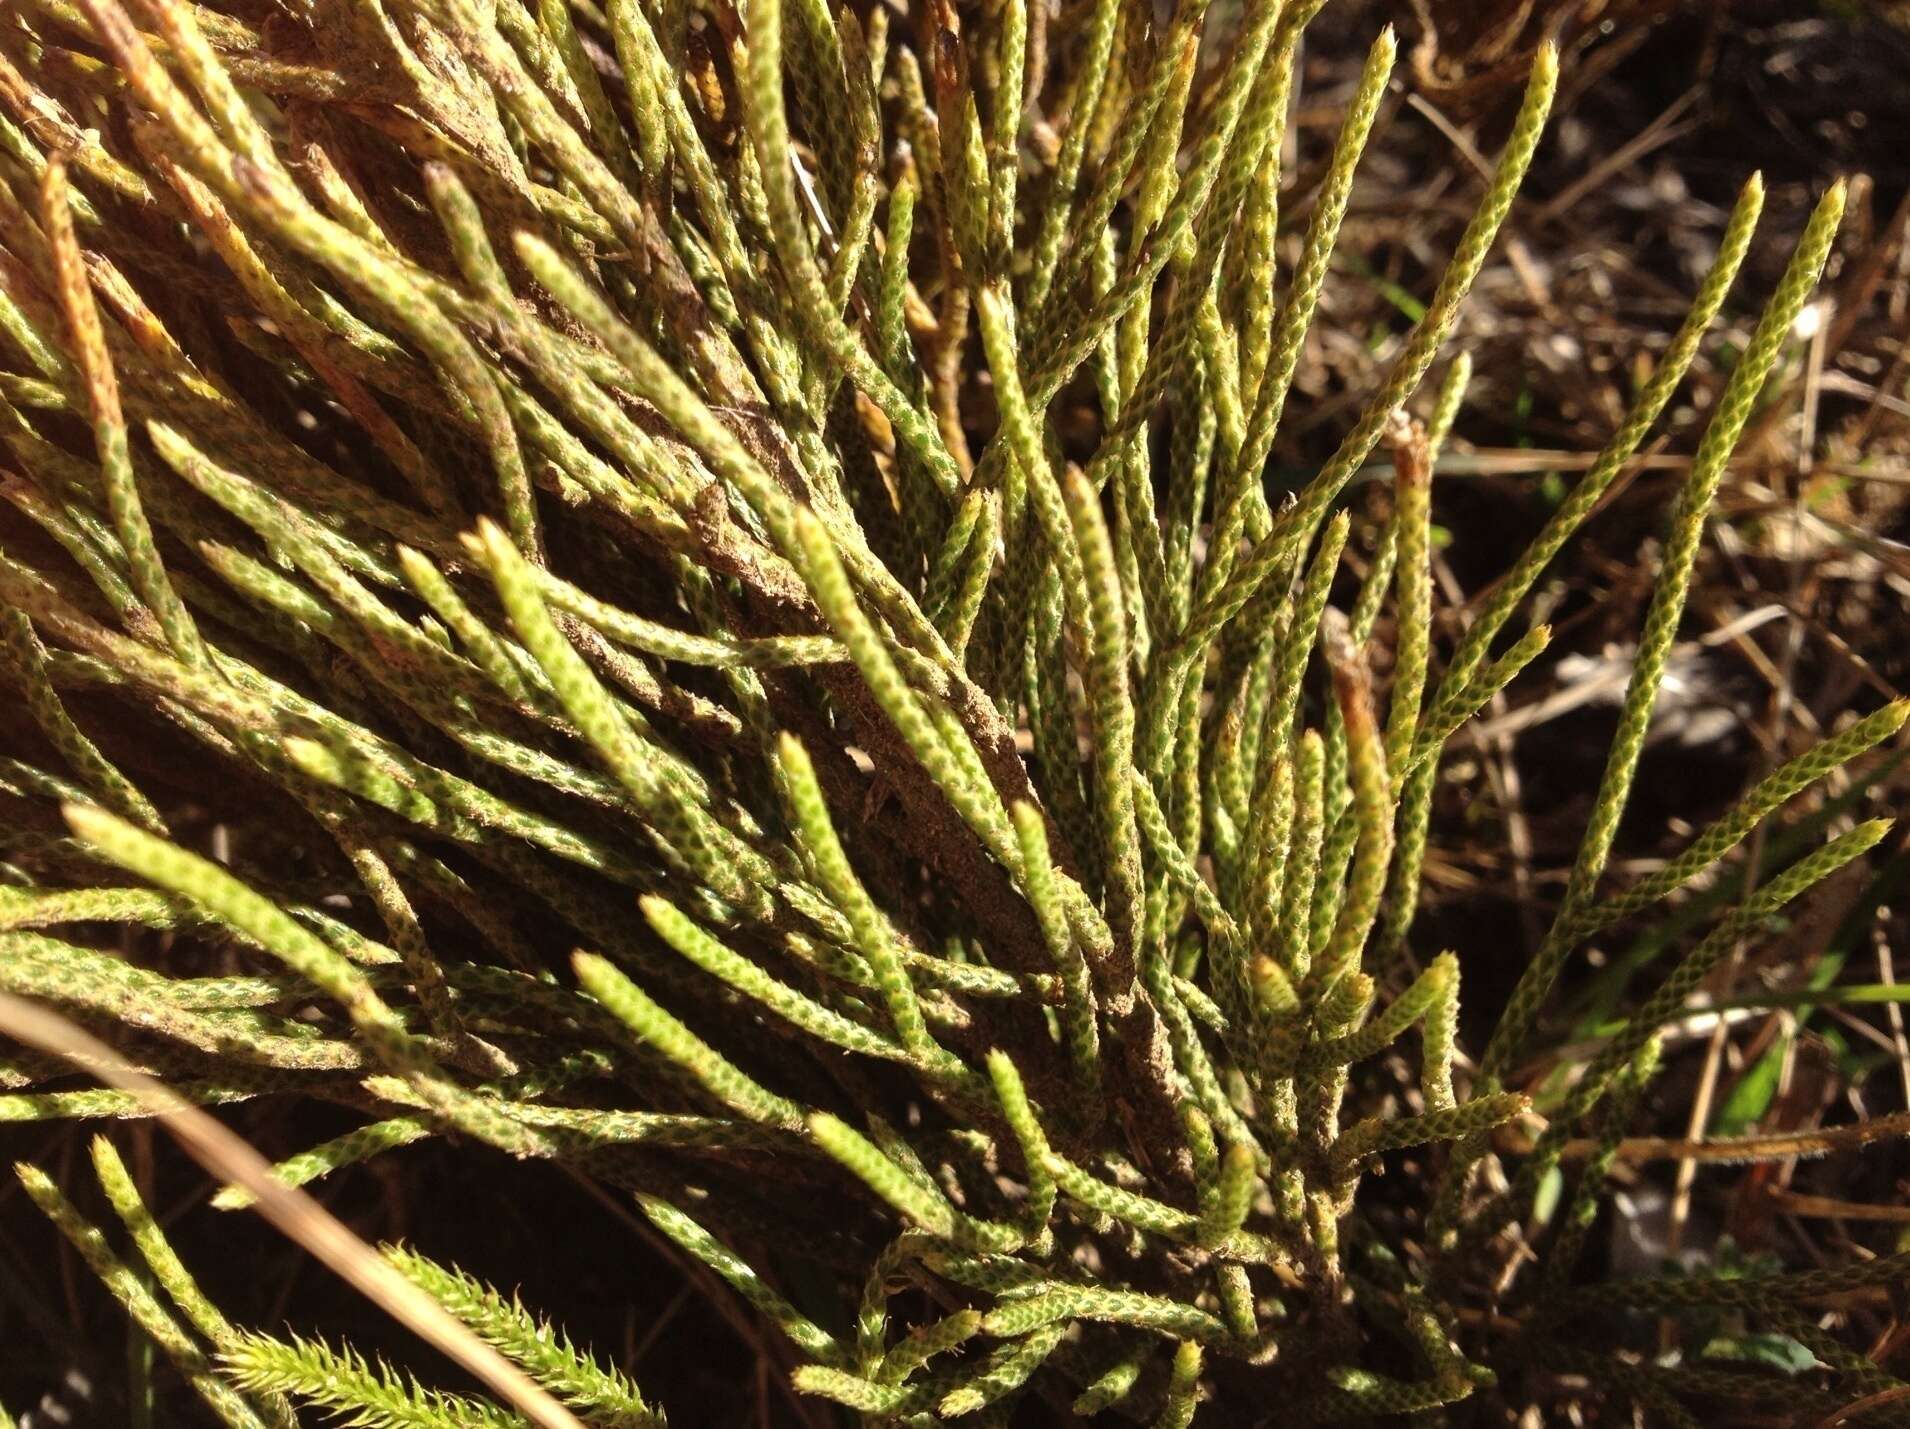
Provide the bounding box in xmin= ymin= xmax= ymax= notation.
xmin=0 ymin=0 xmax=1904 ymax=1420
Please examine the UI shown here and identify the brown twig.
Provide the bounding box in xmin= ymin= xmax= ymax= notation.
xmin=1542 ymin=1108 xmax=1910 ymax=1165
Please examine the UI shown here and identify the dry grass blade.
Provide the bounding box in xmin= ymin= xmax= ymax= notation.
xmin=1548 ymin=1109 xmax=1910 ymax=1166
xmin=0 ymin=993 xmax=584 ymax=1429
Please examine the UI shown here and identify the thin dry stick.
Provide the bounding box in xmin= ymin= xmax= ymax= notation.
xmin=1762 ymin=1189 xmax=1910 ymax=1225
xmin=1532 ymin=85 xmax=1700 ymax=225
xmin=1550 ymin=1109 xmax=1910 ymax=1165
xmin=1815 ymin=1385 xmax=1910 ymax=1428
xmin=0 ymin=993 xmax=585 ymax=1429
xmin=1877 ymin=929 xmax=1910 ymax=1110
xmin=556 ymin=1165 xmax=833 ymax=1429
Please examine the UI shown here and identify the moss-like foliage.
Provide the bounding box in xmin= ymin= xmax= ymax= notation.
xmin=0 ymin=0 xmax=1904 ymax=1421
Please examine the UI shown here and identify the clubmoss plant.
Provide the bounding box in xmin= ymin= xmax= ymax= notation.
xmin=0 ymin=0 xmax=1904 ymax=1421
